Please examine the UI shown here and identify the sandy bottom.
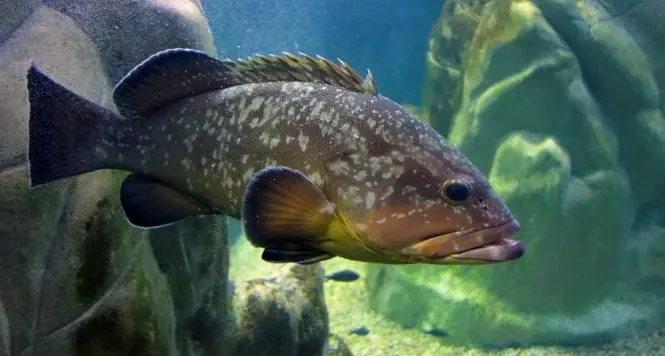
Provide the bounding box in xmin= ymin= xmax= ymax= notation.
xmin=229 ymin=241 xmax=665 ymax=356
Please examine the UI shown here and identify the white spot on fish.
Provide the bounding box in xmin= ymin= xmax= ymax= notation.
xmin=356 ymin=223 xmax=369 ymax=231
xmin=309 ymin=171 xmax=324 ymax=186
xmin=354 ymin=171 xmax=367 ymax=181
xmin=181 ymin=158 xmax=192 ymax=170
xmin=238 ymin=97 xmax=264 ymax=125
xmin=365 ymin=192 xmax=375 ymax=209
xmin=94 ymin=146 xmax=109 ymax=160
xmin=328 ymin=160 xmax=351 ymax=175
xmin=298 ymin=132 xmax=309 ymax=152
xmin=243 ymin=168 xmax=256 ymax=181
xmin=269 ymin=136 xmax=281 ymax=149
xmin=380 ymin=187 xmax=394 ymax=201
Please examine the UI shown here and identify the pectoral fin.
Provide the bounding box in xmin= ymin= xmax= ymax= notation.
xmin=120 ymin=173 xmax=214 ymax=228
xmin=241 ymin=166 xmax=337 ymax=264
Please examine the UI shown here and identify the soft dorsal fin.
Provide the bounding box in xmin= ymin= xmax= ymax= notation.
xmin=113 ymin=49 xmax=232 ymax=120
xmin=112 ymin=48 xmax=379 ymax=120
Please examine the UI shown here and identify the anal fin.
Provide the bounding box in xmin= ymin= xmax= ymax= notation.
xmin=120 ymin=173 xmax=215 ymax=228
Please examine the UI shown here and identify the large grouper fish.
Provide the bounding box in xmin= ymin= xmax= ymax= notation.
xmin=25 ymin=48 xmax=524 ymax=265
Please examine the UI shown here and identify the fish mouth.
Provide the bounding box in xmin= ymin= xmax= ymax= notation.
xmin=400 ymin=219 xmax=524 ymax=264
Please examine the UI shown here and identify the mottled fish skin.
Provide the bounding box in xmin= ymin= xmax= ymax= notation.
xmin=97 ymin=80 xmax=513 ymax=261
xmin=94 ymin=81 xmax=371 ymax=213
xmin=27 ymin=49 xmax=523 ymax=265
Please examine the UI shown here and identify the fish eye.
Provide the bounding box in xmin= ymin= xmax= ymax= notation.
xmin=441 ymin=180 xmax=471 ymax=205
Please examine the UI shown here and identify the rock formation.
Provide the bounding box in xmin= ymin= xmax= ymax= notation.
xmin=366 ymin=0 xmax=665 ymax=347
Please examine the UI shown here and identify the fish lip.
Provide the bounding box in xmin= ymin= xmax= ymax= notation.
xmin=400 ymin=219 xmax=523 ymax=262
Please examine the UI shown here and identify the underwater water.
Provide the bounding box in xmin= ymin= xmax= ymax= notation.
xmin=1 ymin=0 xmax=665 ymax=355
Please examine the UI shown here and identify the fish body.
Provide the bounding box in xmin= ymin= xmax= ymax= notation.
xmin=26 ymin=48 xmax=524 ymax=265
xmin=325 ymin=269 xmax=360 ymax=282
xmin=348 ymin=327 xmax=370 ymax=336
xmin=422 ymin=327 xmax=448 ymax=337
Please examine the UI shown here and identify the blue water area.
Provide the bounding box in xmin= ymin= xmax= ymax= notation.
xmin=202 ymin=0 xmax=443 ymax=105
xmin=226 ymin=218 xmax=243 ymax=244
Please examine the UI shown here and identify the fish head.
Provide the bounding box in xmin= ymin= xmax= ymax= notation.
xmin=370 ymin=169 xmax=524 ymax=265
xmin=324 ymin=98 xmax=523 ymax=265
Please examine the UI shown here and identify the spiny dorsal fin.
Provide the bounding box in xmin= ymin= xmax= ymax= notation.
xmin=112 ymin=48 xmax=379 ymax=120
xmin=225 ymin=52 xmax=379 ymax=96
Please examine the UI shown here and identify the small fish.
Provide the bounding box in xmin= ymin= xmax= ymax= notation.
xmin=26 ymin=48 xmax=524 ymax=266
xmin=422 ymin=327 xmax=448 ymax=337
xmin=325 ymin=269 xmax=360 ymax=282
xmin=348 ymin=327 xmax=370 ymax=336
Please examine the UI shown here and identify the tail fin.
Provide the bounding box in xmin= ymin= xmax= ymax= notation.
xmin=26 ymin=64 xmax=116 ymax=187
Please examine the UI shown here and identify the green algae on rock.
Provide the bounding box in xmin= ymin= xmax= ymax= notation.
xmin=0 ymin=7 xmax=120 ymax=353
xmin=366 ymin=0 xmax=665 ymax=347
xmin=324 ymin=333 xmax=353 ymax=356
xmin=70 ymin=237 xmax=178 ymax=356
xmin=228 ymin=240 xmax=330 ymax=356
xmin=148 ymin=216 xmax=231 ymax=356
xmin=231 ymin=229 xmax=665 ymax=355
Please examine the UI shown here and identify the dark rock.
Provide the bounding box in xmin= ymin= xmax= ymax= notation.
xmin=0 ymin=298 xmax=8 ymax=356
xmin=43 ymin=0 xmax=217 ymax=84
xmin=229 ymin=264 xmax=329 ymax=356
xmin=148 ymin=216 xmax=231 ymax=356
xmin=0 ymin=2 xmax=226 ymax=356
xmin=0 ymin=1 xmax=39 ymax=43
xmin=324 ymin=333 xmax=353 ymax=356
xmin=0 ymin=7 xmax=118 ymax=353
